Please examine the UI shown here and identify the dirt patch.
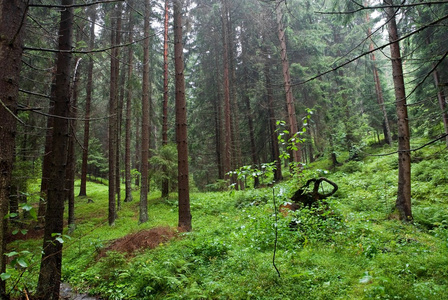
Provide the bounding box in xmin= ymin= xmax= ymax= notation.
xmin=99 ymin=226 xmax=179 ymax=257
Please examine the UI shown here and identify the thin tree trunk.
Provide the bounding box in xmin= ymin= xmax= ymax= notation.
xmin=385 ymin=0 xmax=412 ymax=221
xmin=241 ymin=30 xmax=259 ymax=188
xmin=79 ymin=7 xmax=96 ymax=197
xmin=174 ymin=0 xmax=192 ymax=231
xmin=36 ymin=1 xmax=73 ymax=298
xmin=0 ymin=1 xmax=27 ymax=297
xmin=221 ymin=0 xmax=232 ymax=180
xmin=115 ymin=5 xmax=123 ymax=211
xmin=432 ymin=66 xmax=448 ymax=147
xmin=124 ymin=1 xmax=134 ymax=202
xmin=38 ymin=97 xmax=54 ymax=219
xmin=161 ymin=0 xmax=170 ymax=197
xmin=276 ymin=3 xmax=301 ymax=165
xmin=67 ymin=57 xmax=81 ymax=232
xmin=264 ymin=55 xmax=283 ymax=182
xmin=108 ymin=4 xmax=119 ymax=226
xmin=366 ymin=2 xmax=392 ymax=145
xmin=140 ymin=0 xmax=151 ymax=224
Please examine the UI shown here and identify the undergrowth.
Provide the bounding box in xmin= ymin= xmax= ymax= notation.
xmin=5 ymin=140 xmax=448 ymax=299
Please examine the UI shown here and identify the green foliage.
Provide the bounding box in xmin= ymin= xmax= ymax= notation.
xmin=150 ymin=143 xmax=178 ymax=192
xmin=7 ymin=140 xmax=448 ymax=299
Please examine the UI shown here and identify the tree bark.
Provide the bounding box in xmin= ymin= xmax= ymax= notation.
xmin=79 ymin=6 xmax=96 ymax=197
xmin=36 ymin=1 xmax=73 ymax=298
xmin=0 ymin=1 xmax=27 ymax=297
xmin=174 ymin=0 xmax=192 ymax=231
xmin=139 ymin=0 xmax=151 ymax=224
xmin=124 ymin=1 xmax=134 ymax=202
xmin=385 ymin=0 xmax=412 ymax=221
xmin=276 ymin=3 xmax=301 ymax=165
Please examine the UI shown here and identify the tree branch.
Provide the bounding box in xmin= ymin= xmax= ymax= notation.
xmin=366 ymin=134 xmax=448 ymax=157
xmin=28 ymin=0 xmax=124 ymax=9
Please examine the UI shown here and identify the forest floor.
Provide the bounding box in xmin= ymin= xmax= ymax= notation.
xmin=5 ymin=138 xmax=448 ymax=299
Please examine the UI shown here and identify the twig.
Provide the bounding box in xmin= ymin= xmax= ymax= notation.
xmin=0 ymin=98 xmax=25 ymax=125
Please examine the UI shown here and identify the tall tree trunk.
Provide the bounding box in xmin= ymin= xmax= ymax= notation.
xmin=385 ymin=0 xmax=412 ymax=221
xmin=140 ymin=0 xmax=151 ymax=224
xmin=108 ymin=3 xmax=121 ymax=226
xmin=213 ymin=40 xmax=224 ymax=180
xmin=221 ymin=0 xmax=232 ymax=180
xmin=115 ymin=5 xmax=123 ymax=211
xmin=36 ymin=1 xmax=73 ymax=298
xmin=38 ymin=97 xmax=54 ymax=219
xmin=276 ymin=3 xmax=301 ymax=165
xmin=264 ymin=55 xmax=283 ymax=182
xmin=67 ymin=57 xmax=81 ymax=232
xmin=241 ymin=29 xmax=259 ymax=188
xmin=161 ymin=0 xmax=170 ymax=197
xmin=79 ymin=7 xmax=96 ymax=197
xmin=0 ymin=1 xmax=27 ymax=297
xmin=366 ymin=2 xmax=392 ymax=145
xmin=174 ymin=0 xmax=192 ymax=231
xmin=124 ymin=1 xmax=134 ymax=202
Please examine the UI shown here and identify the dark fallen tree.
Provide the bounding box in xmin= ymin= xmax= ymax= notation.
xmin=281 ymin=177 xmax=339 ymax=214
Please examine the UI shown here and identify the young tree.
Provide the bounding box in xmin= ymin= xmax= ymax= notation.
xmin=0 ymin=1 xmax=27 ymax=297
xmin=174 ymin=0 xmax=192 ymax=231
xmin=140 ymin=0 xmax=151 ymax=224
xmin=36 ymin=1 xmax=73 ymax=298
xmin=384 ymin=0 xmax=412 ymax=220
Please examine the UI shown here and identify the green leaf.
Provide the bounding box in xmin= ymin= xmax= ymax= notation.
xmin=56 ymin=237 xmax=64 ymax=244
xmin=16 ymin=258 xmax=28 ymax=268
xmin=5 ymin=251 xmax=18 ymax=257
xmin=0 ymin=273 xmax=11 ymax=281
xmin=21 ymin=204 xmax=33 ymax=211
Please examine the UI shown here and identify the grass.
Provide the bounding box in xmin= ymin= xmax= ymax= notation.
xmin=5 ymin=140 xmax=448 ymax=299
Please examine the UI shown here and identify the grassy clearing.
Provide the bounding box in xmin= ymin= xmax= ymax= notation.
xmin=6 ymin=141 xmax=448 ymax=299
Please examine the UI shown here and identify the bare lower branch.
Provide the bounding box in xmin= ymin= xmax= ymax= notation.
xmin=28 ymin=0 xmax=124 ymax=9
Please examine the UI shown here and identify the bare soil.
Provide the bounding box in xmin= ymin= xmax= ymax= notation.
xmin=99 ymin=226 xmax=179 ymax=257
